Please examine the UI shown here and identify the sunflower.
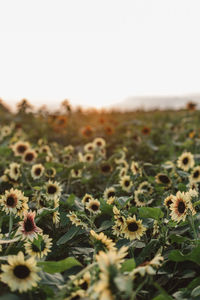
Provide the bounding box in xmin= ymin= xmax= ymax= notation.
xmin=186 ymin=101 xmax=197 ymax=111
xmin=164 ymin=195 xmax=174 ymax=209
xmin=138 ymin=181 xmax=153 ymax=194
xmin=170 ymin=191 xmax=193 ymax=223
xmin=83 ymin=153 xmax=94 ymax=163
xmin=65 ymin=290 xmax=87 ymax=300
xmin=118 ymin=167 xmax=128 ymax=178
xmin=131 ymin=253 xmax=164 ymax=278
xmin=64 ymin=145 xmax=74 ymax=154
xmin=81 ymin=125 xmax=93 ymax=138
xmin=141 ymin=126 xmax=151 ymax=135
xmin=0 ymin=251 xmax=40 ymax=293
xmin=190 ymin=166 xmax=200 ymax=183
xmin=70 ymin=271 xmax=91 ymax=291
xmin=67 ymin=211 xmax=87 ymax=229
xmin=155 ymin=173 xmax=171 ymax=186
xmin=31 ymin=164 xmax=45 ymax=180
xmin=104 ymin=126 xmax=114 ymax=135
xmin=45 ymin=167 xmax=56 ymax=178
xmin=103 ymin=187 xmax=116 ymax=204
xmin=12 ymin=141 xmax=30 ymax=157
xmin=17 ymin=211 xmax=42 ymax=241
xmin=112 ymin=223 xmax=123 ymax=237
xmin=23 ymin=149 xmax=37 ymax=164
xmin=120 ymin=175 xmax=133 ymax=192
xmin=177 ymin=152 xmax=195 ymax=171
xmin=130 ymin=161 xmax=141 ymax=176
xmin=90 ymin=230 xmax=116 ymax=251
xmin=86 ymin=199 xmax=101 ymax=214
xmin=82 ymin=193 xmax=94 ymax=205
xmin=40 ymin=145 xmax=51 ymax=155
xmin=45 ymin=180 xmax=62 ymax=200
xmin=93 ymin=137 xmax=106 ymax=149
xmin=100 ymin=162 xmax=113 ymax=175
xmin=0 ymin=188 xmax=28 ymax=216
xmin=70 ymin=168 xmax=82 ymax=178
xmin=5 ymin=162 xmax=21 ymax=181
xmin=53 ymin=198 xmax=60 ymax=225
xmin=24 ymin=234 xmax=52 ymax=258
xmin=123 ymin=215 xmax=146 ymax=240
xmin=134 ymin=190 xmax=148 ymax=207
xmin=84 ymin=142 xmax=95 ymax=153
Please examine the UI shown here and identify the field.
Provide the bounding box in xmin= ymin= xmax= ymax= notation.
xmin=0 ymin=100 xmax=200 ymax=299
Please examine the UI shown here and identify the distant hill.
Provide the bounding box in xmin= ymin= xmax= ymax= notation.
xmin=109 ymin=94 xmax=200 ymax=111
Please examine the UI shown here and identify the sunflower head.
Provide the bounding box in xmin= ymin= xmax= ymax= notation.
xmin=23 ymin=150 xmax=37 ymax=164
xmin=86 ymin=199 xmax=101 ymax=214
xmin=155 ymin=173 xmax=171 ymax=186
xmin=123 ymin=215 xmax=146 ymax=240
xmin=177 ymin=152 xmax=195 ymax=172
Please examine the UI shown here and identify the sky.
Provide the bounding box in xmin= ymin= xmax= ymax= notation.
xmin=0 ymin=0 xmax=200 ymax=109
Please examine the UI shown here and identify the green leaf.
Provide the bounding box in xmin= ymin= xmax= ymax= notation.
xmin=121 ymin=258 xmax=136 ymax=272
xmin=0 ymin=294 xmax=21 ymax=300
xmin=38 ymin=257 xmax=82 ymax=274
xmin=56 ymin=226 xmax=82 ymax=245
xmin=139 ymin=207 xmax=164 ymax=220
xmin=168 ymin=245 xmax=200 ymax=264
xmin=191 ymin=286 xmax=200 ymax=297
xmin=169 ymin=234 xmax=191 ymax=244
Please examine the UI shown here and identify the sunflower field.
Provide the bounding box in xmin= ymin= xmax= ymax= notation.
xmin=1 ymin=100 xmax=200 ymax=299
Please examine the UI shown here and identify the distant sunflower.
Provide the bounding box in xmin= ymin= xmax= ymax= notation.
xmin=131 ymin=254 xmax=164 ymax=278
xmin=138 ymin=181 xmax=153 ymax=194
xmin=6 ymin=162 xmax=21 ymax=181
xmin=118 ymin=167 xmax=128 ymax=178
xmin=66 ymin=290 xmax=86 ymax=300
xmin=90 ymin=230 xmax=116 ymax=251
xmin=23 ymin=149 xmax=37 ymax=164
xmin=177 ymin=152 xmax=195 ymax=171
xmin=86 ymin=199 xmax=101 ymax=214
xmin=24 ymin=234 xmax=52 ymax=259
xmin=103 ymin=187 xmax=116 ymax=204
xmin=164 ymin=195 xmax=174 ymax=209
xmin=82 ymin=193 xmax=94 ymax=205
xmin=45 ymin=167 xmax=56 ymax=178
xmin=123 ymin=216 xmax=146 ymax=240
xmin=70 ymin=168 xmax=82 ymax=178
xmin=12 ymin=141 xmax=30 ymax=157
xmin=31 ymin=164 xmax=44 ymax=180
xmin=100 ymin=162 xmax=113 ymax=175
xmin=120 ymin=175 xmax=133 ymax=192
xmin=170 ymin=191 xmax=190 ymax=223
xmin=155 ymin=173 xmax=171 ymax=186
xmin=81 ymin=126 xmax=93 ymax=138
xmin=46 ymin=180 xmax=62 ymax=200
xmin=190 ymin=166 xmax=200 ymax=183
xmin=0 ymin=251 xmax=40 ymax=293
xmin=83 ymin=153 xmax=94 ymax=163
xmin=17 ymin=211 xmax=42 ymax=241
xmin=93 ymin=137 xmax=106 ymax=149
xmin=141 ymin=126 xmax=151 ymax=135
xmin=130 ymin=161 xmax=141 ymax=175
xmin=84 ymin=142 xmax=95 ymax=153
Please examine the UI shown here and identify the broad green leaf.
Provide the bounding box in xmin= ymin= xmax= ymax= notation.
xmin=139 ymin=207 xmax=164 ymax=220
xmin=38 ymin=257 xmax=82 ymax=274
xmin=56 ymin=226 xmax=83 ymax=245
xmin=191 ymin=286 xmax=200 ymax=297
xmin=168 ymin=245 xmax=200 ymax=264
xmin=121 ymin=258 xmax=136 ymax=272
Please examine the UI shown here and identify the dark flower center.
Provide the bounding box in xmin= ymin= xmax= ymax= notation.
xmin=25 ymin=153 xmax=34 ymax=161
xmin=193 ymin=170 xmax=199 ymax=178
xmin=178 ymin=201 xmax=186 ymax=214
xmin=24 ymin=217 xmax=35 ymax=232
xmin=159 ymin=175 xmax=170 ymax=184
xmin=183 ymin=157 xmax=189 ymax=165
xmin=108 ymin=191 xmax=115 ymax=198
xmin=97 ymin=141 xmax=102 ymax=146
xmin=48 ymin=185 xmax=57 ymax=194
xmin=101 ymin=164 xmax=111 ymax=173
xmin=91 ymin=204 xmax=99 ymax=211
xmin=85 ymin=197 xmax=90 ymax=203
xmin=71 ymin=296 xmax=80 ymax=300
xmin=6 ymin=195 xmax=16 ymax=207
xmin=35 ymin=168 xmax=42 ymax=176
xmin=124 ymin=180 xmax=130 ymax=187
xmin=13 ymin=265 xmax=30 ymax=279
xmin=167 ymin=199 xmax=173 ymax=208
xmin=128 ymin=222 xmax=138 ymax=232
xmin=14 ymin=167 xmax=19 ymax=174
xmin=17 ymin=145 xmax=26 ymax=153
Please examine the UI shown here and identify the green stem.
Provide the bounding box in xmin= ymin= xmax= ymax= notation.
xmin=188 ymin=214 xmax=198 ymax=245
xmin=9 ymin=214 xmax=13 ymax=237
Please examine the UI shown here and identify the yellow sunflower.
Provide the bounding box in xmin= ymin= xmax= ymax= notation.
xmin=90 ymin=230 xmax=116 ymax=252
xmin=0 ymin=251 xmax=40 ymax=293
xmin=164 ymin=195 xmax=174 ymax=209
xmin=103 ymin=187 xmax=116 ymax=204
xmin=17 ymin=211 xmax=42 ymax=241
xmin=5 ymin=162 xmax=21 ymax=181
xmin=155 ymin=173 xmax=171 ymax=186
xmin=0 ymin=188 xmax=28 ymax=216
xmin=45 ymin=180 xmax=62 ymax=200
xmin=138 ymin=181 xmax=153 ymax=194
xmin=23 ymin=149 xmax=37 ymax=164
xmin=81 ymin=193 xmax=94 ymax=205
xmin=70 ymin=168 xmax=82 ymax=178
xmin=123 ymin=215 xmax=146 ymax=240
xmin=24 ymin=234 xmax=52 ymax=258
xmin=131 ymin=253 xmax=164 ymax=278
xmin=31 ymin=164 xmax=45 ymax=180
xmin=11 ymin=141 xmax=30 ymax=157
xmin=86 ymin=199 xmax=101 ymax=214
xmin=93 ymin=137 xmax=106 ymax=149
xmin=169 ymin=191 xmax=194 ymax=223
xmin=130 ymin=161 xmax=141 ymax=176
xmin=120 ymin=175 xmax=133 ymax=192
xmin=177 ymin=152 xmax=195 ymax=171
xmin=190 ymin=166 xmax=200 ymax=183
xmin=84 ymin=142 xmax=95 ymax=153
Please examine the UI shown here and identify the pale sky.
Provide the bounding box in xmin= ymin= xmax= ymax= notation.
xmin=0 ymin=0 xmax=200 ymax=109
